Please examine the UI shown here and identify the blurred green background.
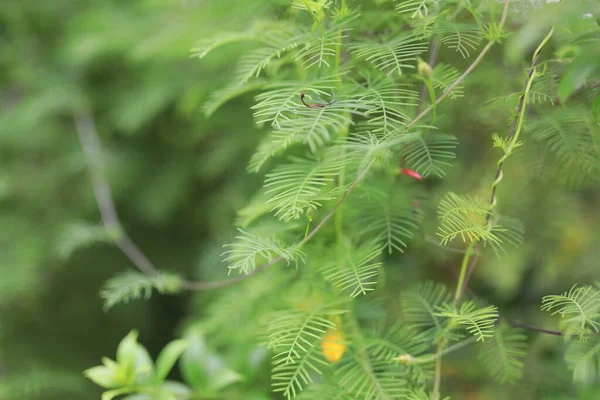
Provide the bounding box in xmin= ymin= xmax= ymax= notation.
xmin=1 ymin=0 xmax=599 ymax=399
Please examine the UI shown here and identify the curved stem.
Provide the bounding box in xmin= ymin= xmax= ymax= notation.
xmin=456 ymin=27 xmax=555 ymax=303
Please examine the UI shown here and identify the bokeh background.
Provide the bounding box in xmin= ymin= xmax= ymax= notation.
xmin=1 ymin=0 xmax=599 ymax=399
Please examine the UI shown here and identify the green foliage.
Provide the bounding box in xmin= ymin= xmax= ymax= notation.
xmin=100 ymin=271 xmax=182 ymax=310
xmin=5 ymin=0 xmax=600 ymax=399
xmin=222 ymin=229 xmax=305 ymax=274
xmin=265 ymin=302 xmax=346 ymax=398
xmin=542 ymin=285 xmax=600 ymax=340
xmin=435 ymin=301 xmax=499 ymax=342
xmin=565 ymin=336 xmax=600 ymax=385
xmin=400 ymin=281 xmax=452 ymax=334
xmin=437 ymin=192 xmax=500 ymax=245
xmin=84 ymin=330 xmax=238 ymax=400
xmin=401 ymin=131 xmax=458 ymax=178
xmin=319 ymin=240 xmax=383 ymax=297
xmin=264 ymin=156 xmax=350 ymax=221
xmin=476 ymin=323 xmax=528 ymax=383
xmin=349 ymin=182 xmax=423 ymax=254
xmin=0 ymin=370 xmax=85 ymax=400
xmin=349 ymin=33 xmax=428 ymax=76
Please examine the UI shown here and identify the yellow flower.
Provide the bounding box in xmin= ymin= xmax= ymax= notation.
xmin=321 ymin=329 xmax=346 ymax=363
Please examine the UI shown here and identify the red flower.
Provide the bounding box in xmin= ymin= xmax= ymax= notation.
xmin=400 ymin=168 xmax=422 ymax=181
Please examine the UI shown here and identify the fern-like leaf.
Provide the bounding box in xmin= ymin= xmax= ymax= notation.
xmin=400 ymin=281 xmax=452 ymax=334
xmin=394 ymin=0 xmax=437 ymax=19
xmin=267 ymin=304 xmax=346 ymax=364
xmin=340 ymin=132 xmax=416 ymax=174
xmin=349 ymin=33 xmax=428 ymax=76
xmin=489 ymin=215 xmax=525 ymax=257
xmin=264 ymin=156 xmax=350 ymax=221
xmin=435 ymin=301 xmax=499 ymax=342
xmin=272 ymin=345 xmax=329 ymax=399
xmin=439 ymin=26 xmax=481 ymax=58
xmin=476 ymin=323 xmax=527 ymax=383
xmin=222 ymin=229 xmax=305 ymax=274
xmin=202 ymin=80 xmax=266 ymax=117
xmin=350 ymin=184 xmax=422 ymax=254
xmin=401 ymin=131 xmax=458 ymax=178
xmin=100 ymin=271 xmax=182 ymax=310
xmin=431 ymin=63 xmax=464 ymax=99
xmin=528 ymin=106 xmax=600 ymax=186
xmin=354 ymin=79 xmax=420 ymax=134
xmin=320 ymin=241 xmax=383 ymax=297
xmin=541 ymin=285 xmax=600 ymax=340
xmin=252 ymin=76 xmax=340 ymax=128
xmin=565 ymin=336 xmax=600 ymax=384
xmin=336 ymin=352 xmax=408 ymax=399
xmin=436 ymin=192 xmax=501 ymax=245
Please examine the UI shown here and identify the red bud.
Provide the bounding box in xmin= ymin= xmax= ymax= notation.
xmin=400 ymin=168 xmax=422 ymax=181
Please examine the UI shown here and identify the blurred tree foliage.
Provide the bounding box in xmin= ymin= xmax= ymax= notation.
xmin=0 ymin=0 xmax=599 ymax=399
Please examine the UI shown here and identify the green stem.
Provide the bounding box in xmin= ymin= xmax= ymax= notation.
xmin=405 ymin=337 xmax=477 ymax=365
xmin=454 ymin=241 xmax=476 ymax=303
xmin=424 ymin=78 xmax=437 ymax=124
xmin=432 ymin=339 xmax=444 ymax=400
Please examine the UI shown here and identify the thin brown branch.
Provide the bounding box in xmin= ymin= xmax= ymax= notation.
xmin=507 ymin=320 xmax=564 ymax=336
xmin=75 ymin=112 xmax=158 ymax=276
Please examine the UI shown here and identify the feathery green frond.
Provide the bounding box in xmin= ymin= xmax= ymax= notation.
xmin=191 ymin=31 xmax=258 ymax=59
xmin=367 ymin=325 xmax=427 ymax=362
xmin=488 ymin=72 xmax=558 ymax=107
xmin=56 ymin=221 xmax=120 ymax=260
xmin=541 ymin=285 xmax=600 ymax=340
xmin=401 ymin=131 xmax=458 ymax=178
xmin=354 ymin=79 xmax=420 ymax=135
xmin=394 ymin=0 xmax=437 ymax=19
xmin=437 ymin=192 xmax=501 ymax=245
xmin=489 ymin=216 xmax=525 ymax=257
xmin=565 ymin=336 xmax=600 ymax=384
xmin=235 ymin=37 xmax=300 ymax=83
xmin=235 ymin=192 xmax=274 ymax=228
xmin=100 ymin=271 xmax=182 ymax=310
xmin=293 ymin=17 xmax=352 ymax=69
xmin=222 ymin=229 xmax=305 ymax=274
xmin=350 ymin=184 xmax=422 ymax=254
xmin=431 ymin=64 xmax=464 ymax=99
xmin=528 ymin=106 xmax=600 ymax=186
xmin=272 ymin=344 xmax=329 ymax=399
xmin=476 ymin=323 xmax=527 ymax=383
xmin=336 ymin=352 xmax=408 ymax=399
xmin=340 ymin=132 xmax=416 ymax=174
xmin=252 ymin=76 xmax=339 ymax=128
xmin=251 ymin=97 xmax=370 ymax=169
xmin=349 ymin=33 xmax=428 ymax=76
xmin=435 ymin=301 xmax=499 ymax=342
xmin=367 ymin=325 xmax=433 ymax=384
xmin=400 ymin=281 xmax=452 ymax=333
xmin=266 ymin=304 xmax=346 ymax=397
xmin=266 ymin=304 xmax=346 ymax=364
xmin=202 ymin=80 xmax=266 ymax=117
xmin=264 ymin=156 xmax=350 ymax=221
xmin=439 ymin=26 xmax=482 ymax=58
xmin=320 ymin=240 xmax=383 ymax=297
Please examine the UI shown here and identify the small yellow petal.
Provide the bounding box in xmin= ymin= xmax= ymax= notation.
xmin=321 ymin=330 xmax=346 ymax=363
